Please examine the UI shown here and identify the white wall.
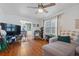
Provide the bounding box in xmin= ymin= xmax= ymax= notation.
xmin=59 ymin=5 xmax=79 ymax=32
xmin=43 ymin=5 xmax=79 ymax=35
xmin=0 ymin=15 xmax=42 ymax=35
xmin=0 ymin=15 xmax=21 ymax=25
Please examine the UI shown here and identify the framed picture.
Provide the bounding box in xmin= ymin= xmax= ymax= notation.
xmin=33 ymin=24 xmax=36 ymax=27
xmin=37 ymin=24 xmax=39 ymax=27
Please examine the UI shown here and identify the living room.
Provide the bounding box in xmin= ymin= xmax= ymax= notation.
xmin=0 ymin=3 xmax=79 ymax=56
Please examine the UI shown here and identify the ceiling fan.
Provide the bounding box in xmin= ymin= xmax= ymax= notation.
xmin=27 ymin=3 xmax=56 ymax=13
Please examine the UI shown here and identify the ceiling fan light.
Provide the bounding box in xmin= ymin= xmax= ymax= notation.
xmin=38 ymin=8 xmax=43 ymax=13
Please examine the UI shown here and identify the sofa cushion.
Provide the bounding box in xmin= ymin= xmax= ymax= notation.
xmin=58 ymin=36 xmax=70 ymax=43
xmin=42 ymin=41 xmax=76 ymax=56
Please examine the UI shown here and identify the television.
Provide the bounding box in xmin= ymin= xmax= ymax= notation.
xmin=0 ymin=23 xmax=21 ymax=36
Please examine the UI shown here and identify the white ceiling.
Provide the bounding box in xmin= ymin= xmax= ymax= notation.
xmin=0 ymin=3 xmax=78 ymax=20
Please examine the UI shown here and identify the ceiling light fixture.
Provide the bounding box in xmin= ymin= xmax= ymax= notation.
xmin=38 ymin=8 xmax=43 ymax=13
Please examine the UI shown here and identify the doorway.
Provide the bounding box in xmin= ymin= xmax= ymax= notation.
xmin=20 ymin=20 xmax=32 ymax=41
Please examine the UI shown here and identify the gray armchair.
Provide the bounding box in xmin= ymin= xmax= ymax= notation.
xmin=49 ymin=37 xmax=58 ymax=43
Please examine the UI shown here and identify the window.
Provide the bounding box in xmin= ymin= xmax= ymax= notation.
xmin=26 ymin=23 xmax=31 ymax=31
xmin=44 ymin=17 xmax=57 ymax=38
xmin=44 ymin=20 xmax=52 ymax=34
xmin=5 ymin=24 xmax=15 ymax=31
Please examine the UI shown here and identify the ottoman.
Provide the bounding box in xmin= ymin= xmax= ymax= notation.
xmin=42 ymin=41 xmax=76 ymax=56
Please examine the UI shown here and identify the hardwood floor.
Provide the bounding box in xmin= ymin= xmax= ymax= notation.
xmin=0 ymin=37 xmax=48 ymax=56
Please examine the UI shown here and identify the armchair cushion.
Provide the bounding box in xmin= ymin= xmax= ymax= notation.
xmin=49 ymin=37 xmax=58 ymax=43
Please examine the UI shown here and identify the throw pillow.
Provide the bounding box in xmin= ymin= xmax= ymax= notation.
xmin=58 ymin=36 xmax=70 ymax=43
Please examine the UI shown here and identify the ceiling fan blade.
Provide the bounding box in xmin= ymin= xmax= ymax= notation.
xmin=27 ymin=6 xmax=38 ymax=9
xmin=43 ymin=3 xmax=56 ymax=8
